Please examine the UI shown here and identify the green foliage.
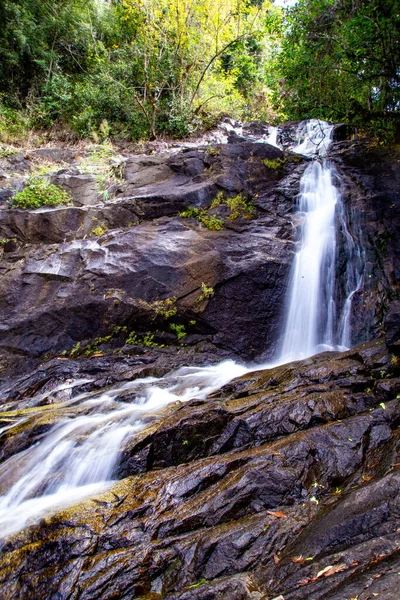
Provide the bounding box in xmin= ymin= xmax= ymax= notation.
xmin=225 ymin=194 xmax=255 ymax=219
xmin=0 ymin=0 xmax=280 ymax=141
xmin=138 ymin=297 xmax=177 ymax=320
xmin=198 ymin=282 xmax=214 ymax=302
xmin=10 ymin=177 xmax=72 ymax=210
xmin=179 ymin=206 xmax=224 ymax=230
xmin=0 ymin=102 xmax=30 ymax=143
xmin=170 ymin=323 xmax=187 ymax=340
xmin=125 ymin=331 xmax=159 ymax=347
xmin=277 ymin=0 xmax=400 ymax=137
xmin=90 ymin=224 xmax=108 ymax=237
xmin=210 ymin=191 xmax=255 ymax=219
xmin=0 ymin=143 xmax=19 ymax=158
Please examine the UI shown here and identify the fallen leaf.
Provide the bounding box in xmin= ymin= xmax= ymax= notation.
xmin=292 ymin=556 xmax=306 ymax=564
xmin=267 ymin=510 xmax=287 ymax=518
xmin=273 ymin=553 xmax=280 ymax=564
xmin=298 ymin=577 xmax=312 ymax=587
xmin=90 ymin=353 xmax=104 ymax=358
xmin=315 ymin=563 xmax=347 ymax=580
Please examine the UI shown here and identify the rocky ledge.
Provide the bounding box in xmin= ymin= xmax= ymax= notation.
xmin=0 ymin=338 xmax=400 ymax=600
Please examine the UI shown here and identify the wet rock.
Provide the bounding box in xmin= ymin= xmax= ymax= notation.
xmin=332 ymin=122 xmax=354 ymax=141
xmin=0 ymin=340 xmax=399 ymax=599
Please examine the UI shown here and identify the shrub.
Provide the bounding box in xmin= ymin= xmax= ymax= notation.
xmin=179 ymin=206 xmax=223 ymax=230
xmin=138 ymin=297 xmax=177 ymax=320
xmin=0 ymin=102 xmax=30 ymax=144
xmin=10 ymin=177 xmax=72 ymax=209
xmin=170 ymin=323 xmax=187 ymax=340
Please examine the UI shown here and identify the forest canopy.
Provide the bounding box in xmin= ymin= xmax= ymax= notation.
xmin=0 ymin=0 xmax=399 ymax=142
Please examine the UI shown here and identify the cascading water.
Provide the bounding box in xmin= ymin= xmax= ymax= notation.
xmin=279 ymin=160 xmax=339 ymax=361
xmin=279 ymin=120 xmax=365 ymax=361
xmin=0 ymin=361 xmax=247 ymax=537
xmin=0 ymin=119 xmax=365 ymax=539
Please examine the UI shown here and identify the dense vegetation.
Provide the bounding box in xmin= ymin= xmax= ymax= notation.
xmin=0 ymin=0 xmax=399 ymax=142
xmin=278 ymin=0 xmax=400 ymax=140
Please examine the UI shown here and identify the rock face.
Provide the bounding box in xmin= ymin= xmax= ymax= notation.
xmin=0 ymin=339 xmax=399 ymax=600
xmin=0 ymin=141 xmax=304 ymax=375
xmin=0 ymin=125 xmax=399 ymax=600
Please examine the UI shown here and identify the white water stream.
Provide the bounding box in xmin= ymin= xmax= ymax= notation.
xmin=0 ymin=120 xmax=364 ymax=539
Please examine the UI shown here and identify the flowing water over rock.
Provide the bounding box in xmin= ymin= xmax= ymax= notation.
xmin=0 ymin=360 xmax=248 ymax=537
xmin=279 ymin=121 xmax=365 ymax=361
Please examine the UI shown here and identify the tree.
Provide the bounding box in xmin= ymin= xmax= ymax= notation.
xmin=277 ymin=0 xmax=400 ymax=131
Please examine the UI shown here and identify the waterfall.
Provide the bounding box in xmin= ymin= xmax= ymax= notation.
xmin=278 ymin=120 xmax=365 ymax=362
xmin=279 ymin=160 xmax=339 ymax=361
xmin=0 ymin=119 xmax=365 ymax=539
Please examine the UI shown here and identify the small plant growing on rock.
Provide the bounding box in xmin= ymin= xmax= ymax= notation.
xmin=225 ymin=194 xmax=255 ymax=219
xmin=139 ymin=297 xmax=177 ymax=320
xmin=205 ymin=146 xmax=219 ymax=156
xmin=198 ymin=282 xmax=214 ymax=302
xmin=90 ymin=223 xmax=108 ymax=237
xmin=179 ymin=206 xmax=223 ymax=230
xmin=10 ymin=176 xmax=72 ymax=209
xmin=0 ymin=144 xmax=18 ymax=159
xmin=170 ymin=323 xmax=187 ymax=340
xmin=126 ymin=330 xmax=160 ymax=347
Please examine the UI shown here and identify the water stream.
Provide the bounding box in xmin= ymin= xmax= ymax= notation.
xmin=0 ymin=120 xmax=365 ymax=538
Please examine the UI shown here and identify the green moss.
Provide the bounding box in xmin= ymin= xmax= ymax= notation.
xmin=262 ymin=157 xmax=286 ymax=169
xmin=10 ymin=177 xmax=72 ymax=209
xmin=90 ymin=223 xmax=108 ymax=237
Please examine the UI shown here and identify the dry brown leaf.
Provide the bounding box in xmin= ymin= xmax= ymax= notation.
xmin=90 ymin=353 xmax=105 ymax=358
xmin=298 ymin=577 xmax=312 ymax=587
xmin=315 ymin=563 xmax=347 ymax=580
xmin=292 ymin=556 xmax=306 ymax=564
xmin=267 ymin=510 xmax=287 ymax=518
xmin=273 ymin=553 xmax=281 ymax=564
